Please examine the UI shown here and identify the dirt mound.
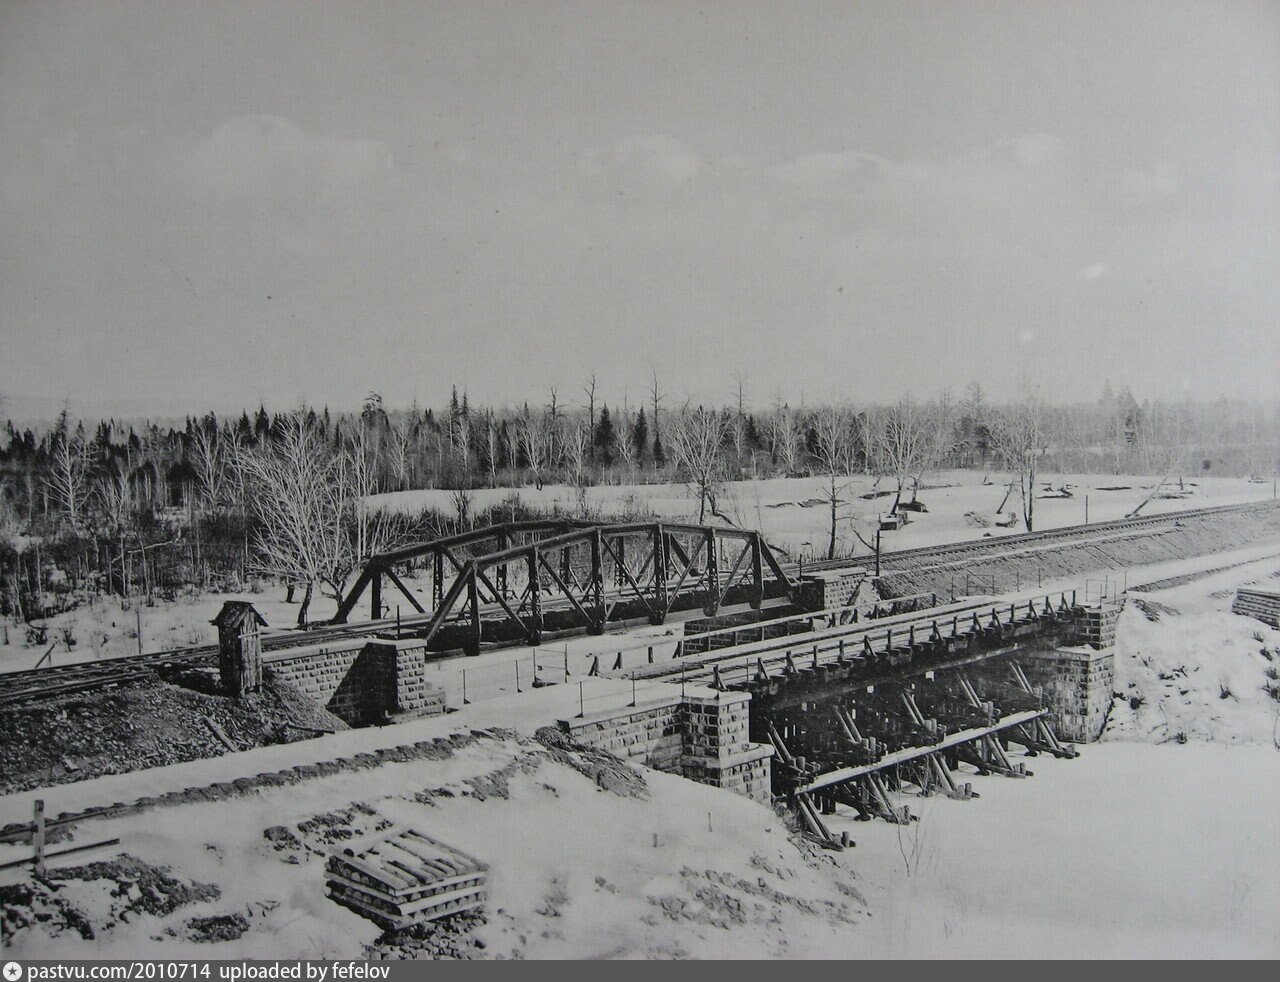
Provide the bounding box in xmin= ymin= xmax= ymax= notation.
xmin=0 ymin=674 xmax=348 ymax=795
xmin=534 ymin=726 xmax=650 ymax=798
xmin=1 ymin=854 xmax=219 ymax=942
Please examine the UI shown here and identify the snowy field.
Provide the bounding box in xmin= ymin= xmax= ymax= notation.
xmin=842 ymin=742 xmax=1280 ymax=959
xmin=827 ymin=559 xmax=1280 ymax=958
xmin=373 ymin=470 xmax=1278 ymax=559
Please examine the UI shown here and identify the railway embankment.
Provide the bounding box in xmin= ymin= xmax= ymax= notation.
xmin=875 ymin=501 xmax=1280 ymax=599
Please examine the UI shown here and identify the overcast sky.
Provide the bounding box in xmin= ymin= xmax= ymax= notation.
xmin=1 ymin=0 xmax=1277 ymax=416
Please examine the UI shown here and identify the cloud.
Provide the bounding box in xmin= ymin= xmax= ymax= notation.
xmin=1081 ymin=263 xmax=1109 ymax=280
xmin=178 ymin=114 xmax=394 ymax=199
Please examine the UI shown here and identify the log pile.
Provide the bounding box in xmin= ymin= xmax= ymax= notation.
xmin=1231 ymin=587 xmax=1280 ymax=628
xmin=326 ymin=826 xmax=488 ymax=930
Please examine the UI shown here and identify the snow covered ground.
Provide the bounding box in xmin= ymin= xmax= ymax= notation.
xmin=836 ymin=742 xmax=1280 ymax=958
xmin=373 ymin=470 xmax=1277 ymax=559
xmin=822 ymin=560 xmax=1280 ymax=958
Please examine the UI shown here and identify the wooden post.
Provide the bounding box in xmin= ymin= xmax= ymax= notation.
xmin=213 ymin=601 xmax=264 ymax=697
xmin=33 ymin=799 xmax=46 ymax=876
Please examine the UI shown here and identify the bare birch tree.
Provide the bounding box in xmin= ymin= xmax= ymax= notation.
xmin=879 ymin=398 xmax=935 ymax=512
xmin=44 ymin=416 xmax=92 ymax=526
xmin=518 ymin=406 xmax=552 ymax=490
xmin=666 ymin=406 xmax=730 ymax=523
xmin=989 ymin=395 xmax=1048 ymax=531
xmin=810 ymin=404 xmax=857 ymax=558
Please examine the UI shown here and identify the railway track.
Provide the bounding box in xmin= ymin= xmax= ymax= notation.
xmin=2 ymin=497 xmax=1276 ymax=708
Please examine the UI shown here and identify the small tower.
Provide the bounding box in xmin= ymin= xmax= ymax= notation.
xmin=212 ymin=601 xmax=267 ymax=697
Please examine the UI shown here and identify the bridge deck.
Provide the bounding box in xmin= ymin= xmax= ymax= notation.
xmin=627 ymin=588 xmax=1080 ymax=689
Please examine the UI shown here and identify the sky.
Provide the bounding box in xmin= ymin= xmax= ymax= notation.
xmin=1 ymin=0 xmax=1278 ymax=417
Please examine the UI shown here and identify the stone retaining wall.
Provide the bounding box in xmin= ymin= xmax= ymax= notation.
xmin=557 ymin=687 xmax=773 ymax=803
xmin=265 ymin=639 xmax=443 ymax=726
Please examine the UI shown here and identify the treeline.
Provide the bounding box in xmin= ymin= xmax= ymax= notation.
xmin=1 ymin=382 xmax=1277 ymax=623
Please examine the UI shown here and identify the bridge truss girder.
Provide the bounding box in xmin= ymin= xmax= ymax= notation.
xmin=335 ymin=520 xmax=793 ymax=655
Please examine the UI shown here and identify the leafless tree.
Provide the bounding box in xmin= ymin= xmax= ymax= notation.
xmin=44 ymin=415 xmax=92 ymax=526
xmin=613 ymin=406 xmax=637 ymax=474
xmin=879 ymin=398 xmax=936 ymax=512
xmin=989 ymin=395 xmax=1048 ymax=530
xmin=810 ymin=404 xmax=857 ymax=559
xmin=518 ymin=406 xmax=552 ymax=490
xmin=767 ymin=404 xmax=801 ymax=473
xmin=95 ymin=458 xmax=135 ymax=530
xmin=238 ymin=412 xmax=400 ymax=625
xmin=666 ymin=405 xmax=730 ymax=523
xmin=856 ymin=406 xmax=883 ymax=476
xmin=189 ymin=424 xmax=239 ymax=509
xmin=560 ymin=420 xmax=592 ymax=514
xmin=237 ymin=415 xmax=339 ymax=624
xmin=582 ymin=373 xmax=597 ymax=458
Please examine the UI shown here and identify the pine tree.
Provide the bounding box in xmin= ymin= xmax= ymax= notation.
xmin=632 ymin=406 xmax=649 ymax=461
xmin=594 ymin=404 xmax=615 ymax=465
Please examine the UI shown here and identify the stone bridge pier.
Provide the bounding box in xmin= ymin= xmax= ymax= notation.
xmin=1023 ymin=603 xmax=1120 ymax=743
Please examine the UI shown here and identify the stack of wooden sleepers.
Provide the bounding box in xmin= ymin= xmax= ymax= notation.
xmin=326 ymin=826 xmax=488 ymax=930
xmin=1231 ymin=587 xmax=1280 ymax=628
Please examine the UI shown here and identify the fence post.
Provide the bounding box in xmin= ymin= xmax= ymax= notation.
xmin=33 ymin=799 xmax=45 ymax=876
xmin=577 ymin=681 xmax=585 ymax=718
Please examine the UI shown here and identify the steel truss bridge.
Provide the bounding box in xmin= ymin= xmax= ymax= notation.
xmin=334 ymin=520 xmax=794 ymax=653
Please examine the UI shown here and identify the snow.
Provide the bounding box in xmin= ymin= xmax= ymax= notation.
xmin=371 ymin=470 xmax=1277 ymax=559
xmin=1106 ymin=557 xmax=1280 ymax=745
xmin=832 ymin=742 xmax=1280 ymax=958
xmin=5 ymin=470 xmax=1274 ymax=678
xmin=3 ymin=708 xmax=869 ymax=960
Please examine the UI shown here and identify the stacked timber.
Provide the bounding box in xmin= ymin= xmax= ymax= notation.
xmin=1231 ymin=587 xmax=1280 ymax=628
xmin=326 ymin=826 xmax=488 ymax=929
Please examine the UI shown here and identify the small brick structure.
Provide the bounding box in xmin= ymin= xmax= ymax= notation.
xmin=1232 ymin=587 xmax=1280 ymax=628
xmin=795 ymin=568 xmax=876 ymax=613
xmin=1071 ymin=603 xmax=1121 ymax=649
xmin=326 ymin=826 xmax=488 ymax=930
xmin=1016 ymin=601 xmax=1121 ymax=743
xmin=557 ymin=685 xmax=773 ymax=803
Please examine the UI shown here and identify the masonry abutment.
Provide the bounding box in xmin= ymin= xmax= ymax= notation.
xmin=1023 ymin=602 xmax=1120 ymax=743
